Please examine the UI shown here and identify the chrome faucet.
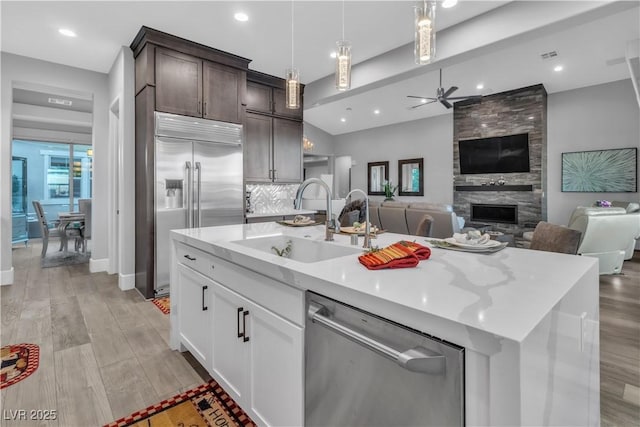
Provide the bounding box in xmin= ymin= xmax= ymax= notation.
xmin=294 ymin=178 xmax=338 ymax=241
xmin=345 ymin=189 xmax=372 ymax=249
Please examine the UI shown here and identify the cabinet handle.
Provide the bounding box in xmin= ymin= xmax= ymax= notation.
xmin=237 ymin=307 xmax=244 ymax=338
xmin=184 ymin=254 xmax=196 ymax=261
xmin=201 ymin=285 xmax=208 ymax=311
xmin=204 ymin=101 xmax=207 ymax=116
xmin=273 ymin=169 xmax=277 ymax=181
xmin=242 ymin=310 xmax=250 ymax=342
xmin=197 ymin=101 xmax=201 ymax=115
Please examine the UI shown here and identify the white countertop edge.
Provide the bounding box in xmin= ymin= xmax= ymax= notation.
xmin=245 ymin=209 xmax=317 ymax=219
xmin=170 ymin=223 xmax=598 ymax=348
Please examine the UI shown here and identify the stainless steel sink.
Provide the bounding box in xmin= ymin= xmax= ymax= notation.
xmin=232 ymin=235 xmax=362 ymax=263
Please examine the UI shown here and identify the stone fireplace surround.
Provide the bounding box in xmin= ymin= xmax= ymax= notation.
xmin=452 ymin=84 xmax=547 ymax=237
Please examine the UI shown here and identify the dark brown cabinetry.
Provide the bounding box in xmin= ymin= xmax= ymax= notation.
xmin=272 ymin=118 xmax=303 ymax=182
xmin=244 ymin=114 xmax=303 ymax=183
xmin=155 ymin=48 xmax=245 ymax=123
xmin=244 ymin=73 xmax=303 ymax=183
xmin=131 ymin=27 xmax=251 ymax=299
xmin=155 ymin=48 xmax=202 ymax=117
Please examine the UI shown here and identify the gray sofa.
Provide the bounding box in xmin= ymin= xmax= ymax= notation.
xmin=366 ymin=201 xmax=464 ymax=238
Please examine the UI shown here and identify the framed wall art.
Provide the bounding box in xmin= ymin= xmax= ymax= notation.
xmin=561 ymin=148 xmax=637 ymax=192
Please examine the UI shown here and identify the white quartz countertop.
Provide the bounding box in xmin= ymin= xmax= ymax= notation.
xmin=171 ymin=222 xmax=597 ymax=346
xmin=245 ymin=209 xmax=316 ymax=219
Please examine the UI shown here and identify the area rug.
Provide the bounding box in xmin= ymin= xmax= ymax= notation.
xmin=1 ymin=344 xmax=40 ymax=389
xmin=151 ymin=296 xmax=170 ymax=314
xmin=104 ymin=379 xmax=255 ymax=427
xmin=41 ymin=251 xmax=91 ymax=268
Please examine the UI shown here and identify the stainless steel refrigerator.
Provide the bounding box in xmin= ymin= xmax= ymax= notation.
xmin=154 ymin=112 xmax=244 ymax=295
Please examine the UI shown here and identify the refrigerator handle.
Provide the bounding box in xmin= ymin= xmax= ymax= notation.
xmin=185 ymin=161 xmax=192 ymax=228
xmin=195 ymin=162 xmax=202 ymax=228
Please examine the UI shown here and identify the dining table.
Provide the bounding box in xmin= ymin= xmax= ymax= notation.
xmin=57 ymin=212 xmax=85 ymax=252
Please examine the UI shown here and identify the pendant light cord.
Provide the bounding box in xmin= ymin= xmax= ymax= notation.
xmin=291 ymin=0 xmax=294 ymax=68
xmin=342 ymin=0 xmax=345 ymax=40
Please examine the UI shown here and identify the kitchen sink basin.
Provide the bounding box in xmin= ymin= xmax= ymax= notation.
xmin=231 ymin=235 xmax=362 ymax=263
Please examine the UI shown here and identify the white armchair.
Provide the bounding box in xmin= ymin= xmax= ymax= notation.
xmin=610 ymin=201 xmax=640 ymax=259
xmin=568 ymin=207 xmax=640 ymax=274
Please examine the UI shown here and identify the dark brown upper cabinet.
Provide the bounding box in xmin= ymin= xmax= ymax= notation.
xmin=244 ymin=112 xmax=302 ymax=183
xmin=155 ymin=48 xmax=202 ymax=117
xmin=273 ymin=88 xmax=302 ymax=120
xmin=155 ymin=48 xmax=245 ymax=124
xmin=203 ymin=61 xmax=245 ymax=124
xmin=246 ymin=73 xmax=303 ymax=121
xmin=398 ymin=158 xmax=424 ymax=196
xmin=246 ymin=81 xmax=273 ymax=114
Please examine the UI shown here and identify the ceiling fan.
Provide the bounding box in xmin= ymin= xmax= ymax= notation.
xmin=407 ymin=68 xmax=482 ymax=109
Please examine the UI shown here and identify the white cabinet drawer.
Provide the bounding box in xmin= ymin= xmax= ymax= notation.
xmin=207 ymin=254 xmax=304 ymax=327
xmin=176 ymin=242 xmax=216 ymax=278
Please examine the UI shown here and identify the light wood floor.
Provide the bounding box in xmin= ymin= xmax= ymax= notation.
xmin=1 ymin=243 xmax=639 ymax=426
xmin=0 ymin=242 xmax=205 ymax=426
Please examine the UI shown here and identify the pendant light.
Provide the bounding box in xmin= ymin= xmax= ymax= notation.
xmin=414 ymin=0 xmax=436 ymax=65
xmin=335 ymin=0 xmax=352 ymax=91
xmin=285 ymin=0 xmax=300 ymax=109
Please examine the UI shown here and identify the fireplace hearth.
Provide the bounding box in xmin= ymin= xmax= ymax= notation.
xmin=471 ymin=203 xmax=518 ymax=224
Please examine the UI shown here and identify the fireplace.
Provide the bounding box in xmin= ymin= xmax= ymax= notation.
xmin=471 ymin=203 xmax=518 ymax=224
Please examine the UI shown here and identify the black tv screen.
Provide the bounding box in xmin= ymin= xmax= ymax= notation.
xmin=458 ymin=133 xmax=530 ymax=174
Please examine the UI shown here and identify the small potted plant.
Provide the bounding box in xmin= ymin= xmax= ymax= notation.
xmin=383 ymin=181 xmax=398 ymax=201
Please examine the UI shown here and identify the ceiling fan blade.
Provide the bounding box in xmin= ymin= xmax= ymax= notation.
xmin=407 ymin=95 xmax=437 ymax=100
xmin=442 ymin=86 xmax=458 ymax=98
xmin=408 ymin=100 xmax=437 ymax=109
xmin=440 ymin=99 xmax=453 ymax=109
xmin=444 ymin=95 xmax=483 ymax=100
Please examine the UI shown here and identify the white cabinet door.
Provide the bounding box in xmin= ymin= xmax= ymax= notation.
xmin=247 ymin=302 xmax=304 ymax=427
xmin=211 ymin=282 xmax=249 ymax=404
xmin=177 ymin=265 xmax=212 ymax=368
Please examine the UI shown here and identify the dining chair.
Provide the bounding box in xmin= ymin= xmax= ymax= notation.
xmin=529 ymin=221 xmax=582 ymax=255
xmin=32 ymin=201 xmax=62 ymax=258
xmin=76 ymin=199 xmax=92 ymax=253
xmin=413 ymin=214 xmax=434 ymax=237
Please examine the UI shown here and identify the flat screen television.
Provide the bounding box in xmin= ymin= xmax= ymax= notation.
xmin=458 ymin=133 xmax=530 ymax=174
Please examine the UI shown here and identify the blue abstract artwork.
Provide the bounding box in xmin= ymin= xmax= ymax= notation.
xmin=562 ymin=148 xmax=637 ymax=192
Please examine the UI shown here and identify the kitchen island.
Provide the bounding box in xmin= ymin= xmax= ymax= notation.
xmin=170 ymin=222 xmax=599 ymax=426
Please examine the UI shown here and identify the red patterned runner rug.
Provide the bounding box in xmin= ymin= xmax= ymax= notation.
xmin=104 ymin=379 xmax=255 ymax=427
xmin=0 ymin=344 xmax=40 ymax=389
xmin=151 ymin=296 xmax=170 ymax=314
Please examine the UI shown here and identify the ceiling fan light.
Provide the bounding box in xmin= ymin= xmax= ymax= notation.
xmin=335 ymin=40 xmax=352 ymax=91
xmin=414 ymin=1 xmax=436 ymax=65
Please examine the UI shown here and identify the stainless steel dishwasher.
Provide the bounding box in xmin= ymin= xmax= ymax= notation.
xmin=305 ymin=292 xmax=464 ymax=427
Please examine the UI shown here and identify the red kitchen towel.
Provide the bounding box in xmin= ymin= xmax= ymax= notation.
xmin=358 ymin=242 xmax=420 ymax=270
xmin=399 ymin=240 xmax=431 ymax=260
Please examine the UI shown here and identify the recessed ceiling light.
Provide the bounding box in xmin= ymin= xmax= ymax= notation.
xmin=554 ymin=65 xmax=563 ymax=72
xmin=373 ymin=109 xmax=380 ymax=115
xmin=330 ymin=52 xmax=337 ymax=59
xmin=476 ymin=83 xmax=484 ymax=90
xmin=234 ymin=12 xmax=249 ymax=22
xmin=528 ymin=116 xmax=535 ymax=120
xmin=442 ymin=0 xmax=458 ymax=8
xmin=481 ymin=123 xmax=487 ymax=128
xmin=58 ymin=28 xmax=76 ymax=37
xmin=421 ymin=98 xmax=427 ymax=104
xmin=340 ymin=118 xmax=346 ymax=123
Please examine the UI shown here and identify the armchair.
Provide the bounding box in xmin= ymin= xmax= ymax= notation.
xmin=568 ymin=207 xmax=640 ymax=274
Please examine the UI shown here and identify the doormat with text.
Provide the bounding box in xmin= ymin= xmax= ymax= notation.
xmin=104 ymin=379 xmax=255 ymax=427
xmin=151 ymin=296 xmax=170 ymax=314
xmin=1 ymin=344 xmax=40 ymax=389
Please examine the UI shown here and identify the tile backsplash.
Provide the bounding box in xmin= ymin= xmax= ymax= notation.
xmin=246 ymin=184 xmax=299 ymax=214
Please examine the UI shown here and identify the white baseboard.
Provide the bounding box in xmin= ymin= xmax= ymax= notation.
xmin=119 ymin=273 xmax=135 ymax=291
xmin=89 ymin=257 xmax=109 ymax=273
xmin=0 ymin=267 xmax=14 ymax=286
